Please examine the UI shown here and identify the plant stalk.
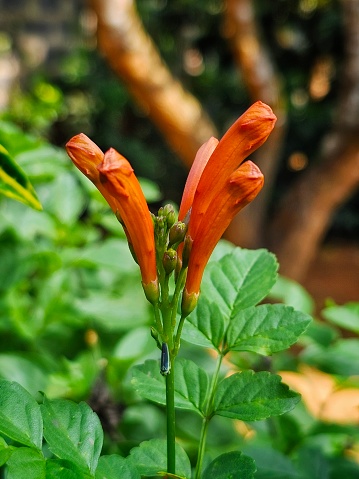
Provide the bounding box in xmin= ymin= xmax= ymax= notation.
xmin=194 ymin=352 xmax=223 ymax=479
xmin=166 ymin=359 xmax=176 ymax=474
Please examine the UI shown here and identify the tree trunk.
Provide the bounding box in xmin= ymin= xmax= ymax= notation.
xmin=269 ymin=0 xmax=359 ymax=281
xmin=91 ymin=0 xmax=217 ymax=169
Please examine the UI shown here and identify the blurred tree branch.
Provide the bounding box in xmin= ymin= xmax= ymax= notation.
xmin=91 ymin=0 xmax=217 ymax=169
xmin=222 ymin=0 xmax=287 ymax=247
xmin=268 ymin=0 xmax=359 ymax=281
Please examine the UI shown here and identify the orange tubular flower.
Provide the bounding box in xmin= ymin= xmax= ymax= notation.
xmin=180 ymin=101 xmax=277 ymax=315
xmin=66 ymin=134 xmax=158 ymax=302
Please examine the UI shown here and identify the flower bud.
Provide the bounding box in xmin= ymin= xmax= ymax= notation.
xmin=181 ymin=235 xmax=193 ymax=269
xmin=162 ymin=204 xmax=177 ymax=229
xmin=162 ymin=248 xmax=178 ymax=275
xmin=181 ymin=289 xmax=199 ymax=317
xmin=168 ymin=221 xmax=187 ymax=247
xmin=142 ymin=279 xmax=160 ymax=304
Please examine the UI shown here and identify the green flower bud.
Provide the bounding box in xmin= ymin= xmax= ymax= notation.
xmin=181 ymin=290 xmax=199 ymax=317
xmin=162 ymin=204 xmax=177 ymax=229
xmin=162 ymin=248 xmax=178 ymax=275
xmin=142 ymin=279 xmax=160 ymax=304
xmin=168 ymin=221 xmax=187 ymax=247
xmin=181 ymin=235 xmax=193 ymax=269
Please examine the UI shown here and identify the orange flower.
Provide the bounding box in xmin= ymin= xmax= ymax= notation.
xmin=66 ymin=134 xmax=158 ymax=301
xmin=180 ymin=101 xmax=276 ymax=315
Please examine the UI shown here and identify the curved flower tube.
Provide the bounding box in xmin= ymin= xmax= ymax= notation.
xmin=66 ymin=134 xmax=158 ymax=301
xmin=182 ymin=161 xmax=264 ymax=315
xmin=180 ymin=101 xmax=277 ymax=314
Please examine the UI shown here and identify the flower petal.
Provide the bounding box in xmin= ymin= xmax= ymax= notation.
xmin=188 ymin=101 xmax=276 ymax=240
xmin=97 ymin=148 xmax=157 ymax=287
xmin=184 ymin=161 xmax=264 ymax=297
xmin=66 ymin=133 xmax=119 ymax=214
xmin=178 ymin=136 xmax=219 ymax=221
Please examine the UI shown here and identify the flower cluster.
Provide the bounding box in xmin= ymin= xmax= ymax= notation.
xmin=66 ymin=101 xmax=276 ymax=315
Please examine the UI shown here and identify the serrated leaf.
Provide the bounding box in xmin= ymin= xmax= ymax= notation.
xmin=226 ymin=304 xmax=312 ymax=355
xmin=41 ymin=397 xmax=103 ymax=475
xmin=202 ymin=451 xmax=256 ymax=479
xmin=131 ymin=358 xmax=209 ymax=415
xmin=321 ymin=303 xmax=359 ymax=334
xmin=213 ymin=371 xmax=300 ymax=421
xmin=182 ymin=297 xmax=225 ymax=349
xmin=0 ymin=144 xmax=42 ymax=210
xmin=0 ymin=380 xmax=43 ymax=449
xmin=201 ymin=248 xmax=278 ymax=318
xmin=95 ymin=455 xmax=140 ymax=479
xmin=5 ymin=447 xmax=46 ymax=479
xmin=127 ymin=439 xmax=191 ymax=478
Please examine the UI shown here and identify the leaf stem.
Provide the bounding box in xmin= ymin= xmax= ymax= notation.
xmin=194 ymin=352 xmax=223 ymax=479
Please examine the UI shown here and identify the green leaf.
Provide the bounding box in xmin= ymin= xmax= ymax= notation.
xmin=45 ymin=459 xmax=90 ymax=479
xmin=0 ymin=380 xmax=43 ymax=449
xmin=242 ymin=445 xmax=302 ymax=478
xmin=321 ymin=302 xmax=359 ymax=334
xmin=0 ymin=144 xmax=42 ymax=210
xmin=213 ymin=371 xmax=300 ymax=421
xmin=269 ymin=275 xmax=314 ymax=315
xmin=0 ymin=354 xmax=48 ymax=397
xmin=127 ymin=439 xmax=191 ymax=478
xmin=182 ymin=297 xmax=225 ymax=349
xmin=131 ymin=358 xmax=209 ymax=415
xmin=43 ymin=172 xmax=86 ymax=225
xmin=226 ymin=304 xmax=312 ymax=355
xmin=41 ymin=396 xmax=103 ymax=475
xmin=201 ymin=248 xmax=278 ymax=318
xmin=0 ymin=436 xmax=14 ymax=466
xmin=202 ymin=451 xmax=256 ymax=479
xmin=95 ymin=455 xmax=141 ymax=479
xmin=301 ymin=338 xmax=359 ymax=376
xmin=5 ymin=447 xmax=46 ymax=479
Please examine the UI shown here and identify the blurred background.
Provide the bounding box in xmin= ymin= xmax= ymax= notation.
xmin=0 ymin=0 xmax=359 ymax=308
xmin=0 ymin=1 xmax=359 ymax=474
xmin=1 ymin=0 xmax=358 ymax=308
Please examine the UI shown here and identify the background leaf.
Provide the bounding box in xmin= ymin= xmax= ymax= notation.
xmin=0 ymin=380 xmax=43 ymax=449
xmin=213 ymin=371 xmax=300 ymax=421
xmin=202 ymin=451 xmax=256 ymax=479
xmin=95 ymin=455 xmax=141 ymax=479
xmin=321 ymin=303 xmax=359 ymax=334
xmin=131 ymin=358 xmax=209 ymax=415
xmin=127 ymin=439 xmax=191 ymax=479
xmin=226 ymin=304 xmax=312 ymax=355
xmin=242 ymin=445 xmax=302 ymax=478
xmin=41 ymin=397 xmax=103 ymax=475
xmin=0 ymin=144 xmax=42 ymax=210
xmin=5 ymin=447 xmax=46 ymax=479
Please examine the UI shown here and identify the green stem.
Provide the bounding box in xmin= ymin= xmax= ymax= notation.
xmin=194 ymin=352 xmax=223 ymax=479
xmin=166 ymin=357 xmax=176 ymax=474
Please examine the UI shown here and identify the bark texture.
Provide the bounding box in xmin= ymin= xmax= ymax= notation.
xmin=91 ymin=0 xmax=217 ymax=169
xmin=223 ymin=0 xmax=287 ymax=247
